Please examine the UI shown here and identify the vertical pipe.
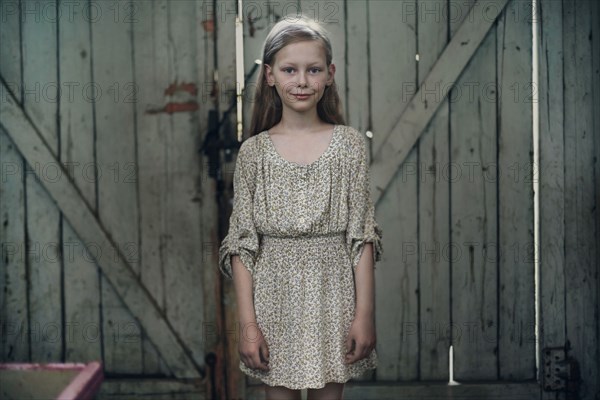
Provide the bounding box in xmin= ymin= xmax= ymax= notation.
xmin=235 ymin=0 xmax=245 ymax=141
xmin=532 ymin=0 xmax=541 ymax=382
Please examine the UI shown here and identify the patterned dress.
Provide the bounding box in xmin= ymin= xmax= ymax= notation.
xmin=218 ymin=124 xmax=383 ymax=390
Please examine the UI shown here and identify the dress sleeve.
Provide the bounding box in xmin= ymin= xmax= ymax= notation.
xmin=346 ymin=132 xmax=383 ymax=273
xmin=218 ymin=139 xmax=260 ymax=280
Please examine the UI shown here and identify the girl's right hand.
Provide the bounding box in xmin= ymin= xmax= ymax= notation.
xmin=238 ymin=321 xmax=270 ymax=371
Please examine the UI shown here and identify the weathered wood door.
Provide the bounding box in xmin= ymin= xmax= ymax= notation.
xmin=1 ymin=0 xmax=217 ymax=392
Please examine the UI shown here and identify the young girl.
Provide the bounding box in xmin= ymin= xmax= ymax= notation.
xmin=219 ymin=16 xmax=383 ymax=400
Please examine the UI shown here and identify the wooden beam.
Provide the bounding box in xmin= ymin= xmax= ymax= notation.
xmin=98 ymin=379 xmax=204 ymax=399
xmin=371 ymin=0 xmax=509 ymax=205
xmin=0 ymin=80 xmax=202 ymax=379
xmin=246 ymin=381 xmax=540 ymax=400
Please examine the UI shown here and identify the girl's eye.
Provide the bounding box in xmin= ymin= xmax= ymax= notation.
xmin=282 ymin=67 xmax=322 ymax=73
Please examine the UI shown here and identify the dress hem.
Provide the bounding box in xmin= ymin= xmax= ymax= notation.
xmin=239 ymin=360 xmax=377 ymax=390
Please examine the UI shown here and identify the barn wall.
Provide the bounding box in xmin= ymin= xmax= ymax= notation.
xmin=0 ymin=0 xmax=218 ymax=387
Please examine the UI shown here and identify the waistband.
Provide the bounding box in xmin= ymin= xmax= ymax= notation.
xmin=261 ymin=232 xmax=345 ymax=245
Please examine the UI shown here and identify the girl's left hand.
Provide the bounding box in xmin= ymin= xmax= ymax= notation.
xmin=344 ymin=312 xmax=376 ymax=364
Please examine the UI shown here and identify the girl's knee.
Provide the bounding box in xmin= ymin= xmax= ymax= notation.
xmin=264 ymin=384 xmax=302 ymax=400
xmin=307 ymin=382 xmax=345 ymax=400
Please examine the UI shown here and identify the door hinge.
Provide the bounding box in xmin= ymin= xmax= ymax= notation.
xmin=542 ymin=343 xmax=581 ymax=399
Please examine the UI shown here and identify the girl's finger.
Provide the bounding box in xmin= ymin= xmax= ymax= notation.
xmin=251 ymin=353 xmax=263 ymax=370
xmin=259 ymin=344 xmax=270 ymax=368
xmin=346 ymin=352 xmax=359 ymax=364
xmin=241 ymin=356 xmax=251 ymax=369
xmin=345 ymin=337 xmax=355 ymax=354
xmin=261 ymin=341 xmax=270 ymax=363
xmin=355 ymin=343 xmax=368 ymax=361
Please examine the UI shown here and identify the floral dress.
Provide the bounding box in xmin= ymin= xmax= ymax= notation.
xmin=218 ymin=124 xmax=383 ymax=390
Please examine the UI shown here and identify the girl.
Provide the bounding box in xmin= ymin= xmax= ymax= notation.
xmin=219 ymin=15 xmax=383 ymax=400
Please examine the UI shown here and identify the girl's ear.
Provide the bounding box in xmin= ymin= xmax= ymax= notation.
xmin=327 ymin=63 xmax=336 ymax=86
xmin=264 ymin=64 xmax=274 ymax=86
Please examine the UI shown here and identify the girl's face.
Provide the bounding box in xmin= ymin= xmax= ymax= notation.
xmin=264 ymin=40 xmax=335 ymax=114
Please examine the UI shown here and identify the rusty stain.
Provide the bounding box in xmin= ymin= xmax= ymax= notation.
xmin=202 ymin=19 xmax=214 ymax=32
xmin=164 ymin=81 xmax=197 ymax=96
xmin=247 ymin=15 xmax=257 ymax=37
xmin=468 ymin=244 xmax=475 ymax=286
xmin=146 ymin=101 xmax=199 ymax=115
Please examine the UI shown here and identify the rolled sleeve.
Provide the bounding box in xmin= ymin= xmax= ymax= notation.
xmin=346 ymin=132 xmax=383 ymax=273
xmin=218 ymin=140 xmax=260 ymax=279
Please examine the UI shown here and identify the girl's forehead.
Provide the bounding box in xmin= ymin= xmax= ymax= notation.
xmin=274 ymin=41 xmax=327 ymax=64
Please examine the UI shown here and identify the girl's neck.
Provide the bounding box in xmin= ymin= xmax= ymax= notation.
xmin=275 ymin=110 xmax=325 ymax=134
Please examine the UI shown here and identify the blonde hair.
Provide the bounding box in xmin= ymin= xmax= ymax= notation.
xmin=248 ymin=15 xmax=346 ymax=137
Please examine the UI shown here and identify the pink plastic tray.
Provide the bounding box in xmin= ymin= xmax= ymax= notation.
xmin=0 ymin=361 xmax=104 ymax=400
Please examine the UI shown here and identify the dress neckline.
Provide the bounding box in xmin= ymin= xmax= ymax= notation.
xmin=264 ymin=124 xmax=339 ymax=168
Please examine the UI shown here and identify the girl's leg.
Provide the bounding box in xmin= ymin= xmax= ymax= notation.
xmin=307 ymin=382 xmax=345 ymax=400
xmin=264 ymin=385 xmax=302 ymax=400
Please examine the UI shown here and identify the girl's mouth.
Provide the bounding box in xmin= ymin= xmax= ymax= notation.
xmin=292 ymin=93 xmax=311 ymax=100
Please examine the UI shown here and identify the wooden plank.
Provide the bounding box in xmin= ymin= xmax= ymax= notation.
xmin=162 ymin=0 xmax=206 ymax=372
xmin=0 ymin=0 xmax=29 ymax=363
xmin=562 ymin=1 xmax=598 ymax=398
xmin=345 ymin=0 xmax=370 ymax=132
xmin=0 ymin=83 xmax=201 ymax=378
xmin=369 ymin=0 xmax=416 ymax=145
xmin=496 ymin=0 xmax=535 ymax=380
xmin=538 ymin=0 xmax=566 ymax=368
xmin=537 ymin=0 xmax=566 ymax=398
xmin=194 ymin=1 xmax=224 ymax=399
xmin=0 ymin=0 xmax=21 ymax=88
xmin=416 ymin=0 xmax=451 ymax=381
xmin=245 ymin=381 xmax=540 ymax=400
xmin=22 ymin=0 xmax=62 ymax=362
xmin=131 ymin=0 xmax=170 ymax=376
xmin=449 ymin=0 xmax=498 ymax=379
xmin=58 ymin=0 xmax=102 ymax=364
xmin=370 ymin=0 xmax=510 ymax=205
xmin=592 ymin=0 xmax=600 ymax=391
xmin=368 ymin=0 xmax=419 ymax=381
xmin=0 ymin=129 xmax=29 ymax=362
xmin=89 ymin=0 xmax=144 ymax=374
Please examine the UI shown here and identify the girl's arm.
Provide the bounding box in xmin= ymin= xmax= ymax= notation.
xmin=345 ymin=241 xmax=377 ymax=364
xmin=232 ymin=254 xmax=271 ymax=371
xmin=354 ymin=242 xmax=375 ymax=319
xmin=231 ymin=254 xmax=257 ymax=326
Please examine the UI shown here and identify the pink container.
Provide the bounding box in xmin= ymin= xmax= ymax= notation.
xmin=0 ymin=361 xmax=104 ymax=400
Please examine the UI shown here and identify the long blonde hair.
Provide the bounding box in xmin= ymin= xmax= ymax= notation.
xmin=248 ymin=15 xmax=346 ymax=137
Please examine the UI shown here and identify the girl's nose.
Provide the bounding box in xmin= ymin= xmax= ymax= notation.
xmin=297 ymin=71 xmax=307 ymax=87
